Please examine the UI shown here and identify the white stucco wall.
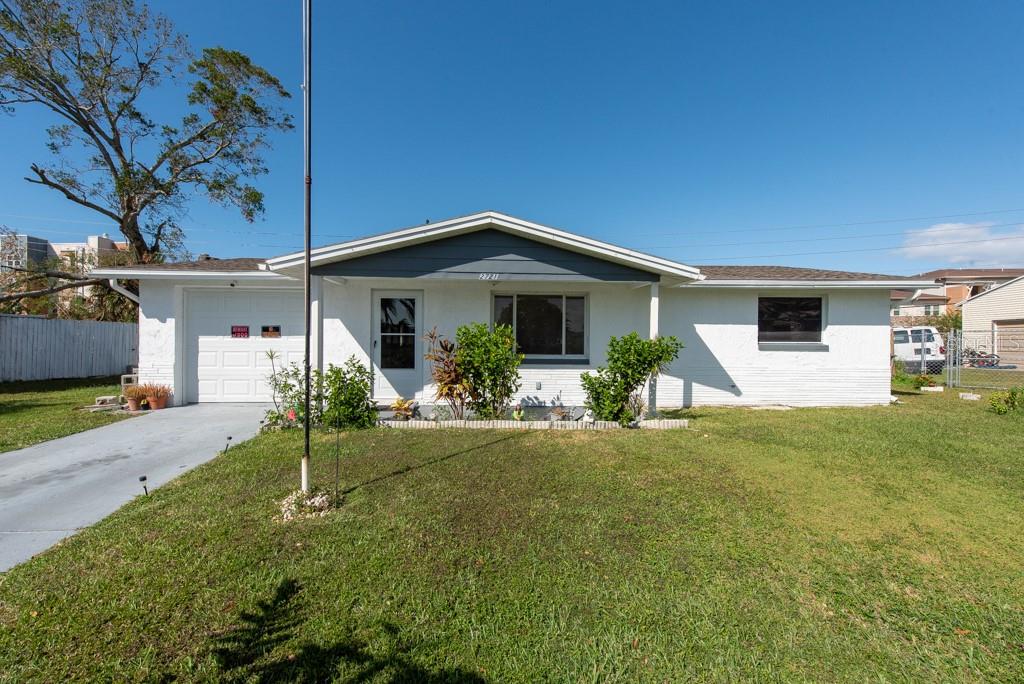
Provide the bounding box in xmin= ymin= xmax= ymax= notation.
xmin=138 ymin=277 xmax=893 ymax=408
xmin=658 ymin=287 xmax=892 ymax=406
xmin=137 ymin=280 xmax=177 ymax=390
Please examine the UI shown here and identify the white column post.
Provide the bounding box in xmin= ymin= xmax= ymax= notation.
xmin=648 ymin=281 xmax=659 ymax=417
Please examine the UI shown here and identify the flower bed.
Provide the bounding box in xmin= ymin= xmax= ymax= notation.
xmin=379 ymin=418 xmax=688 ymax=430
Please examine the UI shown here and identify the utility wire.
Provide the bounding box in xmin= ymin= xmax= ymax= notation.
xmin=696 ymin=234 xmax=1024 ymax=262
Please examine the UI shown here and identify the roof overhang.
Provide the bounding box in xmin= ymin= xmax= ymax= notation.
xmin=91 ymin=268 xmax=287 ymax=281
xmin=263 ymin=211 xmax=704 ymax=281
xmin=685 ymin=279 xmax=937 ymax=289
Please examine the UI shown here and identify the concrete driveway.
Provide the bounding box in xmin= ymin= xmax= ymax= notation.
xmin=0 ymin=403 xmax=267 ymax=572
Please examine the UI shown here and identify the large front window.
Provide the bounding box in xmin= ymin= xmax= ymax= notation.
xmin=493 ymin=294 xmax=586 ymax=357
xmin=758 ymin=296 xmax=823 ymax=343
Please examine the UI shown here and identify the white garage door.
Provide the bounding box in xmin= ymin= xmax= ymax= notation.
xmin=185 ymin=289 xmax=304 ymax=402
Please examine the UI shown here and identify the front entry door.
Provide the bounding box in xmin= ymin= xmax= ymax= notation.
xmin=372 ymin=290 xmax=422 ymax=400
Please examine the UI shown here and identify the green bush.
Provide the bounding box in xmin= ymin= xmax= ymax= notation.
xmin=264 ymin=351 xmax=323 ymax=428
xmin=989 ymin=387 xmax=1024 ymax=415
xmin=322 ymin=357 xmax=377 ymax=429
xmin=581 ymin=332 xmax=683 ymax=425
xmin=455 ymin=323 xmax=523 ymax=419
xmin=265 ymin=353 xmax=376 ymax=429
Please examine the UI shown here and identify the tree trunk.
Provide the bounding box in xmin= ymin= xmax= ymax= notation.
xmin=120 ymin=215 xmax=156 ymax=262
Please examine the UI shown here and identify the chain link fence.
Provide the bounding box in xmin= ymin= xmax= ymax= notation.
xmin=946 ymin=329 xmax=1024 ymax=389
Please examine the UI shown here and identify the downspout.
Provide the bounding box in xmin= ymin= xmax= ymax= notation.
xmin=107 ymin=279 xmax=139 ymax=304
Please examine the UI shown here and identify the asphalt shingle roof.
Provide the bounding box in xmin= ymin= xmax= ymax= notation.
xmin=695 ymin=265 xmax=927 ymax=281
xmin=107 ymin=259 xmax=926 ymax=281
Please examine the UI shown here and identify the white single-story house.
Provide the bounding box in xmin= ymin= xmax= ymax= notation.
xmin=94 ymin=211 xmax=934 ymax=409
xmin=961 ymin=274 xmax=1024 ymax=366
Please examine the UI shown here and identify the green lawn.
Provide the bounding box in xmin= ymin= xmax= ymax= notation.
xmin=0 ymin=377 xmax=129 ymax=453
xmin=0 ymin=390 xmax=1022 ymax=681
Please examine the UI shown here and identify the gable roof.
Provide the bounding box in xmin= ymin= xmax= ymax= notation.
xmin=264 ymin=211 xmax=703 ymax=281
xmin=92 ymin=211 xmax=933 ymax=289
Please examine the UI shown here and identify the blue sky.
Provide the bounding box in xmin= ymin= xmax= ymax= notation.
xmin=2 ymin=0 xmax=1024 ymax=273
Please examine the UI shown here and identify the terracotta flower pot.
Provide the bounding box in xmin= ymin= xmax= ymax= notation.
xmin=146 ymin=395 xmax=168 ymax=410
xmin=126 ymin=397 xmax=142 ymax=411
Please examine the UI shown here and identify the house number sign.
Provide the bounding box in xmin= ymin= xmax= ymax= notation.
xmin=231 ymin=325 xmax=249 ymax=338
xmin=478 ymin=272 xmax=500 ymax=281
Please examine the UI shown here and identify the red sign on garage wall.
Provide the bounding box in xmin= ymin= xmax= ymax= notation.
xmin=231 ymin=325 xmax=249 ymax=338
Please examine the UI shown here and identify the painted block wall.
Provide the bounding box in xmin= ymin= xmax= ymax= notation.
xmin=140 ymin=278 xmax=893 ymax=408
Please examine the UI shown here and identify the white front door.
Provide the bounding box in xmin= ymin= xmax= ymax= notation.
xmin=372 ymin=290 xmax=423 ymax=400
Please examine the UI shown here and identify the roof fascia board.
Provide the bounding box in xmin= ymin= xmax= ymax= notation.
xmin=91 ymin=268 xmax=291 ymax=281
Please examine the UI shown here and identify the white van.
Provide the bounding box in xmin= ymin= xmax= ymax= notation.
xmin=893 ymin=326 xmax=945 ymax=373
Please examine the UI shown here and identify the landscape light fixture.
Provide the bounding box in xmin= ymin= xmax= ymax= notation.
xmin=139 ymin=475 xmax=148 ymax=496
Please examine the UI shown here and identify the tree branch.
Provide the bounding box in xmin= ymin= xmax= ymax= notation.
xmin=25 ymin=165 xmax=122 ymax=223
xmin=0 ymin=277 xmax=110 ymax=304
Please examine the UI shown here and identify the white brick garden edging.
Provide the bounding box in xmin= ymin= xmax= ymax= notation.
xmin=379 ymin=418 xmax=688 ymax=430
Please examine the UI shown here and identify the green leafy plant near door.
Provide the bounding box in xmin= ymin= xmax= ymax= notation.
xmin=581 ymin=332 xmax=683 ymax=425
xmin=455 ymin=323 xmax=524 ymax=419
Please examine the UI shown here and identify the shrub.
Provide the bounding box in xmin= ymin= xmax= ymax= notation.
xmin=912 ymin=374 xmax=936 ymax=389
xmin=390 ymin=397 xmax=415 ymax=420
xmin=264 ymin=351 xmax=323 ymax=429
xmin=989 ymin=387 xmax=1024 ymax=415
xmin=322 ymin=357 xmax=377 ymax=429
xmin=423 ymin=327 xmax=470 ymax=419
xmin=581 ymin=332 xmax=683 ymax=425
xmin=456 ymin=322 xmax=523 ymax=419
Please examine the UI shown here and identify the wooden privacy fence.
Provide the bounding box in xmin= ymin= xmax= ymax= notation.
xmin=0 ymin=314 xmax=138 ymax=382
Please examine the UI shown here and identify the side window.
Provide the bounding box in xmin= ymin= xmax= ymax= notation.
xmin=893 ymin=331 xmax=909 ymax=344
xmin=757 ymin=297 xmax=823 ymax=343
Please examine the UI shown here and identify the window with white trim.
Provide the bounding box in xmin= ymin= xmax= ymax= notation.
xmin=493 ymin=294 xmax=586 ymax=358
xmin=924 ymin=304 xmax=941 ymax=316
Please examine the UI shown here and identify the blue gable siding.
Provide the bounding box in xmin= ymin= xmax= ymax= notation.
xmin=310 ymin=229 xmax=658 ymax=282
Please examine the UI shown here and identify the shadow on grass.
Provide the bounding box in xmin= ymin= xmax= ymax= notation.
xmin=0 ymin=376 xmax=120 ymax=395
xmin=341 ymin=433 xmax=523 ymax=499
xmin=213 ymin=578 xmax=485 ymax=683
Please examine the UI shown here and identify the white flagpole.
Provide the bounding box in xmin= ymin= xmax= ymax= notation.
xmin=301 ymin=0 xmax=313 ymax=492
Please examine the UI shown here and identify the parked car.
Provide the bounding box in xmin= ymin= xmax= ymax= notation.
xmin=893 ymin=326 xmax=945 ymax=374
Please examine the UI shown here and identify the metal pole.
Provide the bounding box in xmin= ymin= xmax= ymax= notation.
xmin=301 ymin=0 xmax=312 ymax=492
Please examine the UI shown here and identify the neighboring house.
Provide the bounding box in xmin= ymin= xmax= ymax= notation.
xmin=961 ymin=275 xmax=1024 ymax=366
xmin=916 ymin=268 xmax=1024 ymax=309
xmin=890 ymin=288 xmax=948 ymax=325
xmin=94 ymin=211 xmax=933 ymax=408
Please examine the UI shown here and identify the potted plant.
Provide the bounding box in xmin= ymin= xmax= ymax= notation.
xmin=123 ymin=384 xmax=147 ymax=411
xmin=140 ymin=383 xmax=172 ymax=410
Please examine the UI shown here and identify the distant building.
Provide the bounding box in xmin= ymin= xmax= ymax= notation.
xmin=0 ymin=232 xmax=130 ymax=305
xmin=0 ymin=234 xmax=51 ymax=272
xmin=961 ymin=275 xmax=1024 ymax=364
xmin=890 ymin=267 xmax=1024 ymax=325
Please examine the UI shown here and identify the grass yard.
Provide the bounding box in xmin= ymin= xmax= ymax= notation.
xmin=0 ymin=377 xmax=129 ymax=453
xmin=0 ymin=390 xmax=1022 ymax=681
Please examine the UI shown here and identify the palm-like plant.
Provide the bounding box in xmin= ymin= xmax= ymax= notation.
xmin=423 ymin=327 xmax=470 ymax=419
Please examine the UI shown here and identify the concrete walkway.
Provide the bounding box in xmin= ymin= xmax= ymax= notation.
xmin=0 ymin=403 xmax=267 ymax=572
